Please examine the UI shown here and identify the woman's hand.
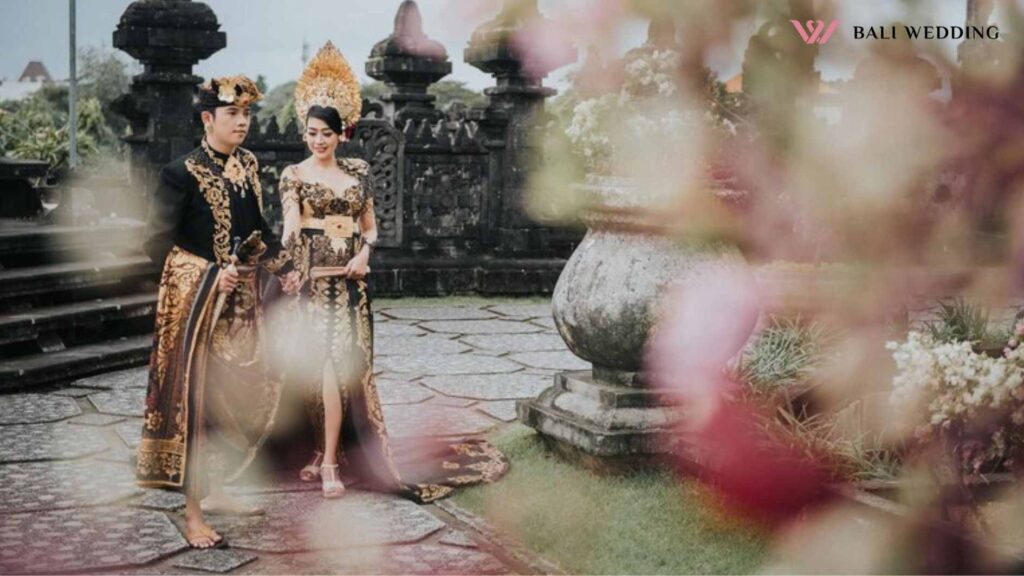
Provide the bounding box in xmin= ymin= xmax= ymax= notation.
xmin=344 ymin=247 xmax=370 ymax=280
xmin=280 ymin=270 xmax=303 ymax=295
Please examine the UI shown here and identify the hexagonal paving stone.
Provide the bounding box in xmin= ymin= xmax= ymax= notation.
xmin=467 ymin=349 xmax=510 ymax=358
xmin=68 ymin=413 xmax=126 ymax=427
xmin=376 ymin=354 xmax=523 ymax=376
xmin=212 ymin=491 xmax=445 ymax=553
xmin=476 ymin=401 xmax=519 ymax=422
xmin=173 ymin=549 xmax=258 ymax=573
xmin=0 ymin=424 xmax=109 ymax=463
xmin=420 ymin=372 xmax=552 ymax=401
xmin=89 ymin=387 xmax=146 ymax=417
xmin=460 ymin=333 xmax=568 ymax=353
xmin=0 ymin=506 xmax=187 ymax=574
xmin=488 ymin=303 xmax=553 ymax=319
xmin=376 ymin=335 xmax=471 ymax=357
xmin=419 ymin=319 xmax=542 ymax=335
xmin=97 ymin=443 xmax=133 ymax=464
xmin=428 ymin=396 xmax=478 ymax=408
xmin=131 ymin=488 xmax=186 ymax=512
xmin=439 ymin=529 xmax=480 ymax=549
xmin=0 ymin=459 xmax=140 ymax=512
xmin=377 ymin=382 xmax=434 ymax=405
xmin=228 ymin=479 xmax=321 ymax=496
xmin=0 ymin=394 xmax=81 ymax=424
xmin=375 ymin=322 xmax=428 ymax=337
xmin=508 ymin=351 xmax=591 ymax=371
xmin=529 ymin=317 xmax=558 ymax=331
xmin=115 ymin=419 xmax=143 ymax=449
xmin=382 ymin=404 xmax=499 ymax=438
xmin=320 ymin=543 xmax=509 ymax=575
xmin=379 ymin=306 xmax=496 ymax=321
xmin=49 ymin=387 xmax=98 ymax=398
xmin=72 ymin=366 xmax=148 ymax=390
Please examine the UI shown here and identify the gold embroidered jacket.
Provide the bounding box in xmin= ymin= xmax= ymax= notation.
xmin=143 ymin=140 xmax=293 ymax=274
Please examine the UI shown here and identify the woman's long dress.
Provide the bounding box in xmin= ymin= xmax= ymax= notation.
xmin=276 ymin=157 xmax=507 ymax=502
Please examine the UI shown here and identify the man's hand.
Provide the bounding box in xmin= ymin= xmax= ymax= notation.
xmin=218 ymin=266 xmax=239 ymax=293
xmin=280 ymin=270 xmax=302 ymax=295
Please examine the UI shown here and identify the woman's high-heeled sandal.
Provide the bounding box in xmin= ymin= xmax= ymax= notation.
xmin=321 ymin=464 xmax=346 ymax=499
xmin=299 ymin=450 xmax=324 ymax=482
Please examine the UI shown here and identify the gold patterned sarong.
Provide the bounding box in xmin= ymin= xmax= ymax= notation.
xmin=137 ymin=246 xmax=282 ymax=496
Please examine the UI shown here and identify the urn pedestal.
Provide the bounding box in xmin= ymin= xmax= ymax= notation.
xmin=517 ymin=176 xmax=745 ymax=470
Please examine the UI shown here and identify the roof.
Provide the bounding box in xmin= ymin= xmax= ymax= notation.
xmin=18 ymin=61 xmax=51 ymax=83
xmin=724 ymin=72 xmax=743 ymax=93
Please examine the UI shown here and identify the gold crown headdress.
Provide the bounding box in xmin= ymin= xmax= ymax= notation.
xmin=294 ymin=41 xmax=362 ymax=129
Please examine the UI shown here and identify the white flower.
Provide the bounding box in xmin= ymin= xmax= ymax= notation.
xmin=889 ymin=330 xmax=1024 ymax=466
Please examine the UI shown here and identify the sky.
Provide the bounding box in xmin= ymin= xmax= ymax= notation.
xmin=0 ymin=0 xmax=1018 ymax=94
xmin=0 ymin=0 xmax=643 ymax=91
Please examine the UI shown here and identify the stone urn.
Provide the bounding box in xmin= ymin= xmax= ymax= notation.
xmin=517 ymin=175 xmax=746 ymax=469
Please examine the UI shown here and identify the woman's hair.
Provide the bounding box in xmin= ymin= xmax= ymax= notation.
xmin=306 ymin=105 xmax=344 ymax=134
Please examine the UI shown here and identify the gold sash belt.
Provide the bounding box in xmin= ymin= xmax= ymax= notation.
xmin=301 ymin=214 xmax=358 ymax=238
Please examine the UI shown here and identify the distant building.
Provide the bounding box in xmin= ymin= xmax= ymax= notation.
xmin=0 ymin=61 xmax=55 ymax=102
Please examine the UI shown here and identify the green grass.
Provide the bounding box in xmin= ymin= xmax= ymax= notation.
xmin=451 ymin=425 xmax=769 ymax=575
xmin=924 ymin=297 xmax=1012 ymax=348
xmin=737 ymin=317 xmax=830 ymax=394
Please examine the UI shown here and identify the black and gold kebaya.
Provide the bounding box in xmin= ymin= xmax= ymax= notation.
xmin=278 ymin=157 xmax=508 ymax=503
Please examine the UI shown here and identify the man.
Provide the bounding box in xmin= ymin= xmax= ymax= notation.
xmin=137 ymin=75 xmax=302 ymax=549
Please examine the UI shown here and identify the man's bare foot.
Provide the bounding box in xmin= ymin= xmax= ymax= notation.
xmin=201 ymin=493 xmax=265 ymax=516
xmin=184 ymin=517 xmax=223 ymax=549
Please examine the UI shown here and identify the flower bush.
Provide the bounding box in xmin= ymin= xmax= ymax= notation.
xmin=564 ymin=48 xmax=736 ymax=176
xmin=887 ymin=323 xmax=1024 ymax=475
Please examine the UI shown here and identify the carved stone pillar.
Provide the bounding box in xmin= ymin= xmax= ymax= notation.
xmin=112 ymin=0 xmax=226 ymax=207
xmin=465 ymin=0 xmax=575 ymax=254
xmin=366 ymin=0 xmax=451 ymax=125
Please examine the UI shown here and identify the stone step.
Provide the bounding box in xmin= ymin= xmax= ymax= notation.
xmin=0 ymin=256 xmax=156 ymax=302
xmin=0 ymin=334 xmax=152 ymax=391
xmin=0 ymin=219 xmax=146 ymax=261
xmin=0 ymin=292 xmax=158 ymax=346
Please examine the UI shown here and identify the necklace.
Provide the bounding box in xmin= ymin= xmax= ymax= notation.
xmin=223 ymin=156 xmax=247 ymax=197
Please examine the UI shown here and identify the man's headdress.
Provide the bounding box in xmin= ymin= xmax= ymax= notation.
xmin=197 ymin=75 xmax=263 ymax=109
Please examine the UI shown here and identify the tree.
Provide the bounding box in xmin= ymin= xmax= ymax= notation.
xmin=251 ymin=74 xmax=268 ymax=115
xmin=361 ymin=80 xmax=387 ymax=102
xmin=257 ymin=78 xmax=488 ymax=130
xmin=0 ymin=45 xmax=131 ymax=173
xmin=428 ymin=80 xmax=486 ymax=109
xmin=77 ymin=46 xmax=136 ymax=138
xmin=259 ymin=81 xmax=297 ymax=129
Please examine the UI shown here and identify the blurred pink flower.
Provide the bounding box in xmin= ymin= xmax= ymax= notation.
xmin=511 ymin=17 xmax=577 ymax=79
xmin=695 ymin=400 xmax=834 ymax=526
xmin=645 ymin=263 xmax=833 ymax=525
xmin=645 ymin=263 xmax=762 ymax=421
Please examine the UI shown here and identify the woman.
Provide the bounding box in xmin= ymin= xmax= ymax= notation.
xmin=278 ymin=42 xmax=506 ymax=502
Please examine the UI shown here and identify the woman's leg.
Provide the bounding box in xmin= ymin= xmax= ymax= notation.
xmin=320 ymin=359 xmax=347 ymax=497
xmin=321 ymin=360 xmax=343 ymax=466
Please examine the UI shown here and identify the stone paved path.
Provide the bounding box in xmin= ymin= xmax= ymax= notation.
xmin=0 ymin=298 xmax=579 ymax=575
